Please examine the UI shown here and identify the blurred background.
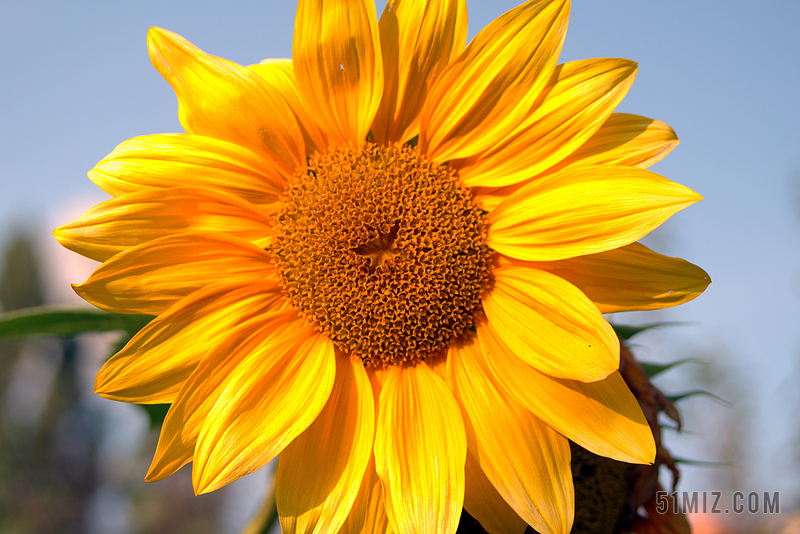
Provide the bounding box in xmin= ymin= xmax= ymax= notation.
xmin=1 ymin=0 xmax=799 ymax=532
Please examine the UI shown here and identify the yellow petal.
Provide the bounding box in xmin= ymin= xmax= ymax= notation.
xmin=487 ymin=164 xmax=702 ymax=261
xmin=148 ymin=27 xmax=304 ymax=176
xmin=74 ymin=232 xmax=273 ymax=315
xmin=424 ymin=349 xmax=449 ymax=382
xmin=146 ymin=309 xmax=302 ymax=482
xmin=374 ymin=362 xmax=466 ymax=534
xmin=367 ymin=365 xmax=389 ymax=402
xmin=554 ymin=113 xmax=680 ymax=169
xmin=293 ymin=0 xmax=383 ymax=146
xmin=420 ymin=0 xmax=569 ymax=162
xmin=95 ymin=280 xmax=282 ymax=404
xmin=463 ymin=450 xmax=527 ymax=534
xmin=249 ymin=60 xmax=329 ymax=156
xmin=449 ymin=337 xmax=573 ymax=534
xmin=482 ymin=265 xmax=618 ymax=382
xmin=339 ymin=456 xmax=393 ymax=534
xmin=501 ymin=242 xmax=711 ymax=313
xmin=89 ymin=134 xmax=284 ymax=209
xmin=472 ymin=114 xmax=680 ymax=212
xmin=372 ymin=0 xmax=468 ymax=144
xmin=458 ymin=58 xmax=638 ymax=188
xmin=192 ymin=325 xmax=336 ymax=494
xmin=54 ymin=186 xmax=272 ymax=262
xmin=477 ymin=319 xmax=655 ymax=464
xmin=277 ymin=353 xmax=374 ymax=534
xmin=472 ymin=186 xmax=519 ymax=213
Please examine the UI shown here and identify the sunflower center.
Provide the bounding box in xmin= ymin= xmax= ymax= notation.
xmin=271 ymin=142 xmax=490 ymax=366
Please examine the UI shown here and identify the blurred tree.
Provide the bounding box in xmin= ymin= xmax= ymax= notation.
xmin=0 ymin=233 xmax=90 ymax=533
xmin=0 ymin=233 xmax=46 ymax=390
xmin=0 ymin=233 xmax=45 ymax=312
xmin=0 ymin=233 xmax=225 ymax=533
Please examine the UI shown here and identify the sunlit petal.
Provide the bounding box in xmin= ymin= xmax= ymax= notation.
xmin=277 ymin=353 xmax=374 ymax=534
xmin=374 ymin=362 xmax=466 ymax=534
xmin=421 ymin=0 xmax=569 ymax=161
xmin=487 ymin=165 xmax=702 ymax=261
xmin=148 ymin=28 xmax=304 ymax=177
xmin=146 ymin=309 xmax=301 ymax=482
xmin=477 ymin=319 xmax=655 ymax=464
xmin=458 ymin=58 xmax=638 ymax=188
xmin=95 ymin=280 xmax=282 ymax=404
xmin=555 ymin=112 xmax=680 ymax=169
xmin=373 ymin=0 xmax=467 ymax=144
xmin=482 ymin=265 xmax=619 ymax=382
xmin=449 ymin=337 xmax=573 ymax=534
xmin=500 ymin=242 xmax=711 ymax=313
xmin=193 ymin=326 xmax=336 ymax=494
xmin=249 ymin=60 xmax=329 ymax=156
xmin=88 ymin=133 xmax=284 ymax=209
xmin=74 ymin=232 xmax=274 ymax=315
xmin=463 ymin=450 xmax=527 ymax=534
xmin=54 ymin=186 xmax=272 ymax=262
xmin=293 ymin=0 xmax=383 ymax=146
xmin=472 ymin=113 xmax=681 ymax=211
xmin=339 ymin=456 xmax=392 ymax=534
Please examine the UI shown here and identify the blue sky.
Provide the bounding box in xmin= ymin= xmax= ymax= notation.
xmin=2 ymin=0 xmax=800 ymax=508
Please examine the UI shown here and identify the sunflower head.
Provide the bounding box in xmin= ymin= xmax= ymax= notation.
xmin=55 ymin=0 xmax=710 ymax=533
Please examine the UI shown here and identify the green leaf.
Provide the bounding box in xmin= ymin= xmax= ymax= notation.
xmin=660 ymin=424 xmax=701 ymax=436
xmin=611 ymin=321 xmax=696 ymax=341
xmin=0 ymin=306 xmax=154 ymax=339
xmin=639 ymin=358 xmax=703 ymax=378
xmin=667 ymin=390 xmax=730 ymax=407
xmin=139 ymin=403 xmax=171 ymax=428
xmin=671 ymin=456 xmax=732 ymax=468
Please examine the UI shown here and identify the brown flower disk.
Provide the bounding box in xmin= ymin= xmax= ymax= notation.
xmin=272 ymin=142 xmax=491 ymax=365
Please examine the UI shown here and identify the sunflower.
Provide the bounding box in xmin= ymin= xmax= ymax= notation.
xmin=54 ymin=0 xmax=710 ymax=533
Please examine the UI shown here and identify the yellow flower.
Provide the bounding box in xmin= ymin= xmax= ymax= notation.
xmin=54 ymin=0 xmax=710 ymax=533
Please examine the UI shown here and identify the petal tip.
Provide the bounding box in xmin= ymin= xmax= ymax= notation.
xmin=639 ymin=434 xmax=658 ymax=465
xmin=145 ymin=449 xmax=181 ymax=484
xmin=146 ymin=27 xmax=168 ymax=52
xmin=147 ymin=27 xmax=188 ymax=71
xmin=677 ymin=182 xmax=704 ymax=204
xmin=192 ymin=468 xmax=220 ymax=496
xmin=52 ymin=225 xmax=68 ymax=245
xmin=93 ymin=367 xmax=119 ymax=399
xmin=93 ymin=376 xmax=106 ymax=396
xmin=623 ymin=425 xmax=658 ymax=465
xmin=71 ymin=282 xmax=104 ymax=310
xmin=147 ymin=26 xmax=170 ymax=44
